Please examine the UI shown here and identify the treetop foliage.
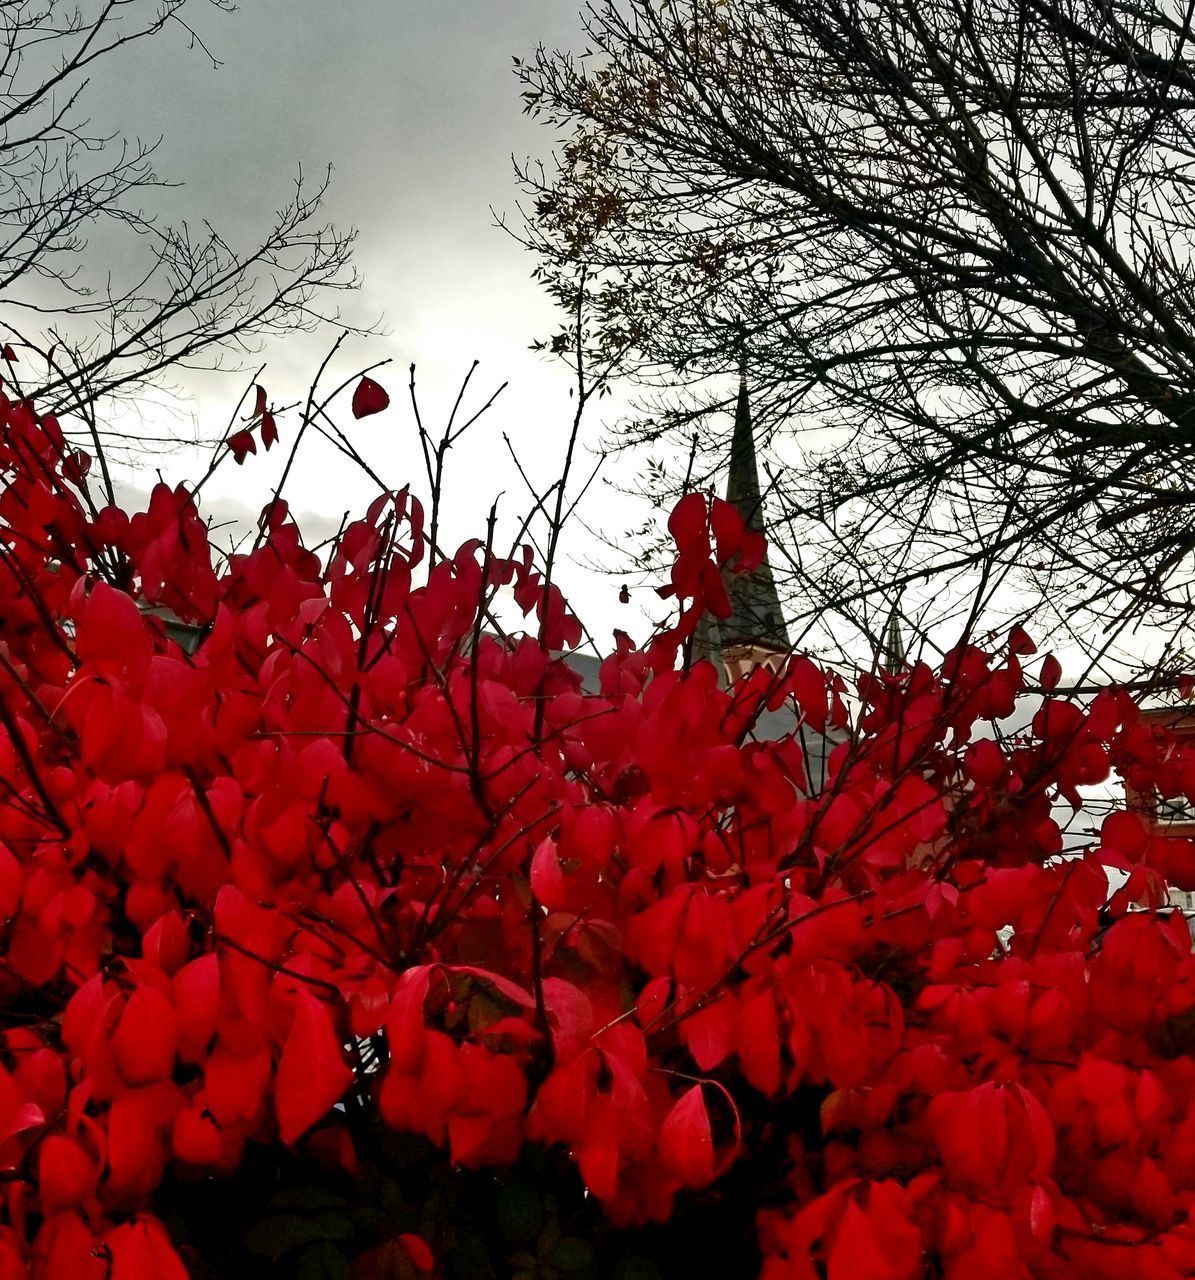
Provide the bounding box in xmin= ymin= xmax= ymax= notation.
xmin=516 ymin=0 xmax=1195 ymax=661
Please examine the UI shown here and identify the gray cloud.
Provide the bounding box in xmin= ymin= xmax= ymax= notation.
xmin=32 ymin=0 xmax=659 ymax=646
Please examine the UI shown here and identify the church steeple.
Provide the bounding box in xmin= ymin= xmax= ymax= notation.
xmin=694 ymin=355 xmax=790 ymax=679
xmin=879 ymin=597 xmax=907 ymax=674
xmin=727 ymin=354 xmax=765 ymax=531
xmin=720 ymin=355 xmax=790 ymax=655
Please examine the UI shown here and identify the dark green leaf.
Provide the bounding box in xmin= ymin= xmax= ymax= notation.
xmin=613 ymin=1258 xmax=664 ymax=1280
xmin=551 ymin=1237 xmax=595 ymax=1272
xmin=243 ymin=1215 xmax=325 ymax=1259
xmin=314 ymin=1211 xmax=355 ymax=1242
xmin=448 ymin=1231 xmax=495 ymax=1280
xmin=269 ymin=1187 xmax=350 ymax=1213
xmin=496 ymin=1179 xmax=543 ymax=1245
xmin=296 ymin=1240 xmax=351 ymax=1280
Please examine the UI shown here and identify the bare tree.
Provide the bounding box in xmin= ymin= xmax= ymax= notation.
xmin=514 ymin=0 xmax=1195 ymax=671
xmin=0 ymin=0 xmax=358 ymax=438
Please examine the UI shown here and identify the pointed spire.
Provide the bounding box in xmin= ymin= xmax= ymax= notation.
xmin=879 ymin=598 xmax=907 ymax=674
xmin=718 ymin=351 xmax=789 ymax=653
xmin=727 ymin=349 xmax=765 ymax=532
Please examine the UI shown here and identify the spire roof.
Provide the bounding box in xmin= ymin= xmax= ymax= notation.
xmin=727 ymin=356 xmax=765 ymax=531
xmin=879 ymin=599 xmax=907 ymax=673
xmin=717 ymin=358 xmax=789 ymax=652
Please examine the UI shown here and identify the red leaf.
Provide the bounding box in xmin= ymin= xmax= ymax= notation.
xmin=60 ymin=450 xmax=90 ymax=487
xmin=737 ymin=992 xmax=781 ymax=1095
xmin=1040 ymin=652 xmax=1062 ymax=692
xmin=31 ymin=1213 xmax=106 ymax=1280
xmin=1009 ymin=622 xmax=1037 ymax=655
xmin=204 ymin=1047 xmax=271 ymax=1127
xmin=542 ymin=977 xmax=594 ymax=1064
xmin=700 ymin=559 xmax=732 ymax=618
xmin=41 ymin=412 xmax=64 ymax=453
xmin=735 ymin=528 xmax=767 ymax=574
xmin=788 ymin=655 xmax=830 ymax=732
xmin=260 ymin=410 xmax=278 ymax=450
xmin=111 ymin=986 xmax=179 ymax=1086
xmin=349 ymin=973 xmax=390 ymax=1039
xmin=1030 ymin=1184 xmax=1055 ymax=1241
xmin=275 ymin=990 xmax=353 ymax=1143
xmin=106 ymin=1216 xmax=189 ymax=1280
xmin=172 ymin=1105 xmax=223 ymax=1165
xmin=76 ymin=583 xmax=147 ymax=666
xmin=659 ymin=1085 xmax=715 ymax=1188
xmin=710 ymin=497 xmax=746 ymax=563
xmin=531 ymin=837 xmax=569 ymax=910
xmin=38 ymin=1136 xmax=98 ymax=1215
xmin=106 ymin=1091 xmax=165 ymax=1199
xmin=964 ymin=738 xmax=1008 ymax=787
xmin=351 ymin=375 xmax=390 ymax=418
xmin=173 ymin=954 xmax=221 ymax=1063
xmin=681 ymin=997 xmax=736 ymax=1072
xmin=398 ymin=1233 xmax=435 ymax=1273
xmin=0 ymin=844 xmax=22 ymax=922
xmin=385 ymin=966 xmax=432 ymax=1073
xmin=228 ymin=428 xmax=256 ymax=464
xmin=577 ymin=1127 xmax=621 ymax=1202
xmin=826 ymin=1194 xmax=922 ymax=1280
xmin=252 ymin=384 xmax=268 ymax=419
xmin=667 ymin=492 xmax=709 ymax=553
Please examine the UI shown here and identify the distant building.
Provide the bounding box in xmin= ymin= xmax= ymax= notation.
xmin=1125 ymin=706 xmax=1195 ymax=834
xmin=1122 ymin=705 xmax=1195 ymax=934
xmin=684 ymin=358 xmax=845 ymax=782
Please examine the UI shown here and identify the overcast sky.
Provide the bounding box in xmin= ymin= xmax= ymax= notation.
xmin=79 ymin=0 xmax=657 ymax=649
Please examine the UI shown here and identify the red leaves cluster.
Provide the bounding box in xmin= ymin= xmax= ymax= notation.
xmin=1 ymin=391 xmax=1195 ymax=1275
xmin=656 ymin=492 xmax=766 ymax=637
xmin=227 ymin=385 xmax=279 ymax=465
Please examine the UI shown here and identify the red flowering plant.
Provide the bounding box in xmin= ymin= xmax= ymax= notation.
xmin=0 ymin=365 xmax=1194 ymax=1280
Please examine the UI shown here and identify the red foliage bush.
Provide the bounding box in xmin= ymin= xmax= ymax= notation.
xmin=0 ymin=388 xmax=1193 ymax=1277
